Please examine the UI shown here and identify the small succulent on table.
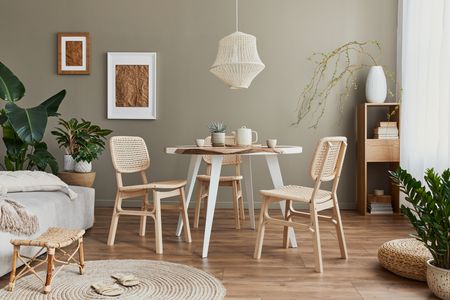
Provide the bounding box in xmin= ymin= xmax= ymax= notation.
xmin=390 ymin=167 xmax=450 ymax=299
xmin=52 ymin=118 xmax=112 ymax=172
xmin=208 ymin=121 xmax=227 ymax=147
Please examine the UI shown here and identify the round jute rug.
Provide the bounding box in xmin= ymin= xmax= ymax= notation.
xmin=0 ymin=259 xmax=226 ymax=299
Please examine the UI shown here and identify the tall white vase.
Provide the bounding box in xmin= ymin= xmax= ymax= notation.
xmin=63 ymin=154 xmax=75 ymax=171
xmin=365 ymin=66 xmax=387 ymax=103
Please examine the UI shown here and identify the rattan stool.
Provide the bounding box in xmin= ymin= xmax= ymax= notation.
xmin=8 ymin=227 xmax=85 ymax=294
xmin=378 ymin=238 xmax=432 ymax=281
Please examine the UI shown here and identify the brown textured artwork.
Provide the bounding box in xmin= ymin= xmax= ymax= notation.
xmin=115 ymin=65 xmax=149 ymax=107
xmin=65 ymin=41 xmax=83 ymax=66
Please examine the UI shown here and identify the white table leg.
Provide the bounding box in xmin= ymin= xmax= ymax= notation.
xmin=202 ymin=155 xmax=223 ymax=258
xmin=265 ymin=155 xmax=298 ymax=248
xmin=241 ymin=156 xmax=256 ymax=229
xmin=176 ymin=155 xmax=202 ymax=237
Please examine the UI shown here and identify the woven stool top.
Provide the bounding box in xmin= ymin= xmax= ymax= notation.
xmin=11 ymin=227 xmax=85 ymax=248
xmin=379 ymin=238 xmax=431 ymax=259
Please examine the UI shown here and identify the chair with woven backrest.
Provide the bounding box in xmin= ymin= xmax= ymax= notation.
xmin=254 ymin=136 xmax=348 ymax=273
xmin=194 ymin=135 xmax=245 ymax=229
xmin=107 ymin=136 xmax=191 ymax=254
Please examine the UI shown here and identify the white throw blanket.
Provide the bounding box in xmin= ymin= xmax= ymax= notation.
xmin=0 ymin=171 xmax=77 ymax=199
xmin=0 ymin=196 xmax=38 ymax=235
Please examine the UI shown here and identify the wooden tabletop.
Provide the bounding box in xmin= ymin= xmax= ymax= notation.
xmin=165 ymin=145 xmax=303 ymax=155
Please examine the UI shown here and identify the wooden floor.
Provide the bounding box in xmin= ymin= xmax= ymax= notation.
xmin=1 ymin=208 xmax=436 ymax=299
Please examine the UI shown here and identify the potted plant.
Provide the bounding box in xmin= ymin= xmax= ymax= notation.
xmin=208 ymin=121 xmax=227 ymax=147
xmin=390 ymin=168 xmax=450 ymax=300
xmin=52 ymin=118 xmax=112 ymax=173
xmin=0 ymin=62 xmax=66 ymax=174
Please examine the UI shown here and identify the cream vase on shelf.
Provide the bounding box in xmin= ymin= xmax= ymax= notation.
xmin=365 ymin=66 xmax=387 ymax=103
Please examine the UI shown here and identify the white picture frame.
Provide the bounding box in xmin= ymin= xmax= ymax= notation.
xmin=107 ymin=52 xmax=157 ymax=119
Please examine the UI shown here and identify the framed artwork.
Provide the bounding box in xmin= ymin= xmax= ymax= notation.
xmin=57 ymin=32 xmax=90 ymax=75
xmin=107 ymin=52 xmax=156 ymax=119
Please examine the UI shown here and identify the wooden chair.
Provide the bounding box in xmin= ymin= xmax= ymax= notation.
xmin=194 ymin=136 xmax=245 ymax=229
xmin=107 ymin=136 xmax=191 ymax=254
xmin=254 ymin=136 xmax=348 ymax=273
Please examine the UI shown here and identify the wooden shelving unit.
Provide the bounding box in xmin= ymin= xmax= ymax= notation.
xmin=357 ymin=103 xmax=400 ymax=215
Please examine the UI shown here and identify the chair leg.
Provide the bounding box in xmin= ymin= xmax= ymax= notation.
xmin=153 ymin=190 xmax=163 ymax=254
xmin=194 ymin=181 xmax=203 ymax=229
xmin=139 ymin=193 xmax=148 ymax=237
xmin=179 ymin=188 xmax=192 ymax=243
xmin=107 ymin=193 xmax=121 ymax=246
xmin=78 ymin=238 xmax=85 ymax=275
xmin=43 ymin=248 xmax=55 ymax=294
xmin=254 ymin=197 xmax=269 ymax=259
xmin=238 ymin=181 xmax=245 ymax=220
xmin=310 ymin=204 xmax=323 ymax=273
xmin=333 ymin=196 xmax=348 ymax=259
xmin=7 ymin=245 xmax=19 ymax=292
xmin=232 ymin=181 xmax=241 ymax=229
xmin=282 ymin=200 xmax=292 ymax=249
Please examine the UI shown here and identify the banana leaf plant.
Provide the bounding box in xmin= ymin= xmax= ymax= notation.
xmin=390 ymin=167 xmax=450 ymax=270
xmin=0 ymin=61 xmax=66 ymax=174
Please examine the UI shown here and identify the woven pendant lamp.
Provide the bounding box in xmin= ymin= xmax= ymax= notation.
xmin=210 ymin=0 xmax=265 ymax=89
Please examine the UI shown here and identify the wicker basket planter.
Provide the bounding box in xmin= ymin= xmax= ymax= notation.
xmin=378 ymin=238 xmax=432 ymax=281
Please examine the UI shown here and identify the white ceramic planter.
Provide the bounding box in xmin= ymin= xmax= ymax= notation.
xmin=74 ymin=161 xmax=92 ymax=173
xmin=427 ymin=259 xmax=450 ymax=300
xmin=365 ymin=66 xmax=387 ymax=103
xmin=211 ymin=132 xmax=225 ymax=147
xmin=63 ymin=154 xmax=75 ymax=171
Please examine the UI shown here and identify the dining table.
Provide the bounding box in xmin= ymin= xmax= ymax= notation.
xmin=165 ymin=145 xmax=303 ymax=258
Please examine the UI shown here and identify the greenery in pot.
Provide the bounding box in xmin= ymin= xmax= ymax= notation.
xmin=208 ymin=121 xmax=227 ymax=147
xmin=52 ymin=118 xmax=112 ymax=164
xmin=208 ymin=121 xmax=227 ymax=134
xmin=0 ymin=62 xmax=66 ymax=174
xmin=390 ymin=167 xmax=450 ymax=270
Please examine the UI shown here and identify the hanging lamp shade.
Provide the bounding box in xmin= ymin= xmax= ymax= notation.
xmin=210 ymin=31 xmax=265 ymax=89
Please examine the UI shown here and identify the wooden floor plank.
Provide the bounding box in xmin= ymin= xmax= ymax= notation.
xmin=0 ymin=208 xmax=436 ymax=299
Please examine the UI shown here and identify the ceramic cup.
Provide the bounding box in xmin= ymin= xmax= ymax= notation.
xmin=266 ymin=139 xmax=277 ymax=148
xmin=196 ymin=139 xmax=205 ymax=147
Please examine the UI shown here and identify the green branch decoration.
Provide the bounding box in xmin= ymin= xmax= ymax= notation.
xmin=292 ymin=40 xmax=398 ymax=129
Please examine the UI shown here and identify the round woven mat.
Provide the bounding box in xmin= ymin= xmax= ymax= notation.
xmin=0 ymin=259 xmax=226 ymax=300
xmin=378 ymin=238 xmax=432 ymax=281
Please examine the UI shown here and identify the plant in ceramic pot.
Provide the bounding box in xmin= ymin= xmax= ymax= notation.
xmin=0 ymin=61 xmax=66 ymax=174
xmin=390 ymin=168 xmax=450 ymax=300
xmin=208 ymin=121 xmax=227 ymax=147
xmin=52 ymin=118 xmax=112 ymax=173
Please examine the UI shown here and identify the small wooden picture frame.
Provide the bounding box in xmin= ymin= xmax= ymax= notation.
xmin=57 ymin=32 xmax=90 ymax=75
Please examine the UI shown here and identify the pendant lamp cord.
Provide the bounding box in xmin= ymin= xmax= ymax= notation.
xmin=235 ymin=0 xmax=239 ymax=32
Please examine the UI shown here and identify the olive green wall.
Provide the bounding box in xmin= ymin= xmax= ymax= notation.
xmin=0 ymin=0 xmax=397 ymax=208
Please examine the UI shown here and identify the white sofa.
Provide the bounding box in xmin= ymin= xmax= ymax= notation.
xmin=0 ymin=186 xmax=95 ymax=277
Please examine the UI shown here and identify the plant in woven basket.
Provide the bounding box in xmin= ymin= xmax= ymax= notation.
xmin=292 ymin=40 xmax=400 ymax=129
xmin=208 ymin=121 xmax=227 ymax=147
xmin=389 ymin=167 xmax=450 ymax=270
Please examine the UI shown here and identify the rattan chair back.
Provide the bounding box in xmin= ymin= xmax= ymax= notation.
xmin=310 ymin=136 xmax=347 ymax=182
xmin=110 ymin=136 xmax=150 ymax=174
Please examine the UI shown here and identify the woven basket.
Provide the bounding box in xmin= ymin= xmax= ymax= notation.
xmin=378 ymin=238 xmax=432 ymax=281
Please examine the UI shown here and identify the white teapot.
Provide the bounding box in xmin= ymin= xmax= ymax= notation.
xmin=233 ymin=126 xmax=258 ymax=146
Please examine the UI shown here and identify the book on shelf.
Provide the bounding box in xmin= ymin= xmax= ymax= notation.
xmin=374 ymin=127 xmax=398 ymax=135
xmin=367 ymin=202 xmax=393 ymax=214
xmin=374 ymin=134 xmax=399 ymax=140
xmin=379 ymin=121 xmax=397 ymax=127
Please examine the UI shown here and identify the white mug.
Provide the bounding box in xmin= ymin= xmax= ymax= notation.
xmin=236 ymin=126 xmax=258 ymax=146
xmin=196 ymin=139 xmax=205 ymax=147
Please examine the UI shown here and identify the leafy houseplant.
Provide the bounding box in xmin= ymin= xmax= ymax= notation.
xmin=52 ymin=118 xmax=112 ymax=173
xmin=0 ymin=62 xmax=66 ymax=174
xmin=390 ymin=167 xmax=450 ymax=299
xmin=208 ymin=121 xmax=227 ymax=147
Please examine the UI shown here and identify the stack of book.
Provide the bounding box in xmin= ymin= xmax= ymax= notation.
xmin=374 ymin=122 xmax=398 ymax=139
xmin=367 ymin=194 xmax=393 ymax=214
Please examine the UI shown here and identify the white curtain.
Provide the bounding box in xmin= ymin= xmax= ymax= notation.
xmin=399 ymin=0 xmax=450 ymax=180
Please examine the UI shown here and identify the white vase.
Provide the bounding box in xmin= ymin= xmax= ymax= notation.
xmin=63 ymin=154 xmax=75 ymax=171
xmin=365 ymin=66 xmax=387 ymax=103
xmin=211 ymin=132 xmax=225 ymax=147
xmin=74 ymin=161 xmax=92 ymax=173
xmin=427 ymin=259 xmax=450 ymax=300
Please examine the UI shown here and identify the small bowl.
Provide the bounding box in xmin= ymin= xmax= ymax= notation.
xmin=196 ymin=139 xmax=205 ymax=147
xmin=266 ymin=139 xmax=277 ymax=148
xmin=374 ymin=189 xmax=385 ymax=196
